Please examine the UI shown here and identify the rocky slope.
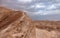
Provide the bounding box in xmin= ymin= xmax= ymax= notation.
xmin=0 ymin=7 xmax=60 ymax=38
xmin=0 ymin=7 xmax=35 ymax=38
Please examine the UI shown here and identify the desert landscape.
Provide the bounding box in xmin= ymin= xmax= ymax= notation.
xmin=0 ymin=7 xmax=60 ymax=38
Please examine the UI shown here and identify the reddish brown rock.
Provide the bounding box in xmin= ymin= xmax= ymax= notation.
xmin=0 ymin=7 xmax=35 ymax=38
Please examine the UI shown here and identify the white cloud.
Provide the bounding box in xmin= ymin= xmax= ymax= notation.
xmin=27 ymin=3 xmax=46 ymax=9
xmin=35 ymin=3 xmax=46 ymax=8
xmin=55 ymin=0 xmax=60 ymax=2
xmin=47 ymin=4 xmax=56 ymax=10
xmin=18 ymin=0 xmax=32 ymax=3
xmin=28 ymin=9 xmax=60 ymax=16
xmin=55 ymin=3 xmax=60 ymax=7
xmin=29 ymin=10 xmax=49 ymax=16
xmin=43 ymin=10 xmax=60 ymax=15
xmin=35 ymin=4 xmax=45 ymax=8
xmin=34 ymin=11 xmax=42 ymax=15
xmin=34 ymin=12 xmax=48 ymax=15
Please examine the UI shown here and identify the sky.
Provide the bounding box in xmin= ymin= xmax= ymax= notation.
xmin=0 ymin=0 xmax=60 ymax=21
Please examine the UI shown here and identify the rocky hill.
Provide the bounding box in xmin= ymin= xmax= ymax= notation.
xmin=0 ymin=7 xmax=60 ymax=38
xmin=0 ymin=7 xmax=35 ymax=38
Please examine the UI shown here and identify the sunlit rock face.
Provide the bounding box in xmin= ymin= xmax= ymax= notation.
xmin=0 ymin=7 xmax=35 ymax=38
xmin=0 ymin=7 xmax=60 ymax=38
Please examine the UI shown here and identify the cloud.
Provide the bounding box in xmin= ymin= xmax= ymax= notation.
xmin=54 ymin=3 xmax=60 ymax=7
xmin=17 ymin=0 xmax=33 ymax=3
xmin=32 ymin=10 xmax=48 ymax=15
xmin=46 ymin=3 xmax=60 ymax=10
xmin=25 ymin=3 xmax=46 ymax=10
xmin=34 ymin=3 xmax=46 ymax=8
xmin=46 ymin=5 xmax=56 ymax=10
xmin=28 ymin=9 xmax=60 ymax=16
xmin=55 ymin=0 xmax=60 ymax=2
xmin=1 ymin=0 xmax=60 ymax=16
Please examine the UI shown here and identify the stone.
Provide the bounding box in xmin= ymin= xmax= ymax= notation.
xmin=0 ymin=7 xmax=35 ymax=38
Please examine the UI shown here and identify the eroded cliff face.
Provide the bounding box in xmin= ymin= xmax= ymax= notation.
xmin=0 ymin=7 xmax=60 ymax=38
xmin=0 ymin=7 xmax=35 ymax=38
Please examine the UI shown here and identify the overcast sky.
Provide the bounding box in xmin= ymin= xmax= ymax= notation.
xmin=1 ymin=0 xmax=60 ymax=21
